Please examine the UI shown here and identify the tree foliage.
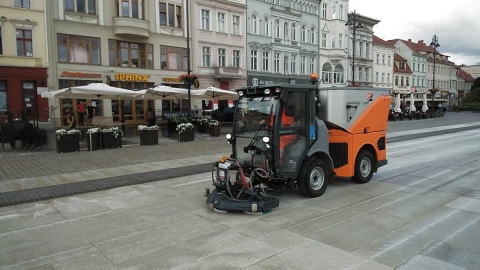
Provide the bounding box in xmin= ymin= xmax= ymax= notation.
xmin=464 ymin=77 xmax=480 ymax=103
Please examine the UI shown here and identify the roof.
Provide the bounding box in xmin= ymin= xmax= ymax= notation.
xmin=372 ymin=35 xmax=395 ymax=48
xmin=457 ymin=68 xmax=476 ymax=82
xmin=387 ymin=38 xmax=455 ymax=65
xmin=393 ymin=53 xmax=412 ymax=74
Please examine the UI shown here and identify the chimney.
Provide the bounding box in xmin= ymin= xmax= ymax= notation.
xmin=418 ymin=40 xmax=425 ymax=45
xmin=408 ymin=39 xmax=412 ymax=42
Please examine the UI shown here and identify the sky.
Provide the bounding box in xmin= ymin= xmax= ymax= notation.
xmin=349 ymin=0 xmax=480 ymax=66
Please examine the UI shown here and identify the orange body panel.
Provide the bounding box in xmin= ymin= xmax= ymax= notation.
xmin=328 ymin=96 xmax=390 ymax=178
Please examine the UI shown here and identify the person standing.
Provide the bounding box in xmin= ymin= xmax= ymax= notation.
xmin=147 ymin=107 xmax=156 ymax=126
xmin=86 ymin=102 xmax=95 ymax=126
xmin=76 ymin=101 xmax=85 ymax=126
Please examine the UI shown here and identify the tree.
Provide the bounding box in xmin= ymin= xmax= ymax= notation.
xmin=464 ymin=77 xmax=480 ymax=103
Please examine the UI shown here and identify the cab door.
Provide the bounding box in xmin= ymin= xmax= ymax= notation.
xmin=277 ymin=90 xmax=311 ymax=177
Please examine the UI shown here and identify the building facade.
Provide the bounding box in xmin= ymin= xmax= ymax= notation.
xmin=0 ymin=0 xmax=49 ymax=123
xmin=460 ymin=64 xmax=480 ymax=79
xmin=191 ymin=0 xmax=247 ymax=110
xmin=45 ymin=0 xmax=196 ymax=127
xmin=372 ymin=35 xmax=394 ymax=90
xmin=246 ymin=0 xmax=320 ymax=86
xmin=345 ymin=12 xmax=379 ymax=87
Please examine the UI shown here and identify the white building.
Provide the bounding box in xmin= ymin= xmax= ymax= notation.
xmin=372 ymin=35 xmax=394 ymax=90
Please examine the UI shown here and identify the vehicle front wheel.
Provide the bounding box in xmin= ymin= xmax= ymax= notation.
xmin=297 ymin=159 xmax=329 ymax=198
xmin=352 ymin=150 xmax=374 ymax=183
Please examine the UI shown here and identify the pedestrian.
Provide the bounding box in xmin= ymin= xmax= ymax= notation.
xmin=86 ymin=102 xmax=95 ymax=126
xmin=66 ymin=108 xmax=77 ymax=128
xmin=76 ymin=101 xmax=85 ymax=126
xmin=147 ymin=107 xmax=156 ymax=126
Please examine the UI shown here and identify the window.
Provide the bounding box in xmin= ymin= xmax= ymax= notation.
xmin=218 ymin=48 xmax=226 ymax=67
xmin=160 ymin=46 xmax=187 ymax=70
xmin=14 ymin=0 xmax=30 ymax=8
xmin=333 ymin=65 xmax=344 ymax=83
xmin=202 ymin=46 xmax=211 ymax=67
xmin=399 ymin=62 xmax=406 ymax=69
xmin=233 ymin=50 xmax=240 ymax=68
xmin=382 ymin=73 xmax=385 ymax=83
xmin=359 ymin=41 xmax=363 ymax=57
xmin=339 ymin=5 xmax=344 ymax=20
xmin=365 ymin=68 xmax=369 ymax=82
xmin=201 ymin=9 xmax=210 ymax=30
xmin=321 ymin=33 xmax=327 ymax=48
xmin=387 ymin=73 xmax=390 ymax=83
xmin=264 ymin=17 xmax=270 ymax=36
xmin=365 ymin=43 xmax=369 ymax=58
xmin=291 ymin=23 xmax=296 ymax=41
xmin=406 ymin=77 xmax=409 ymax=86
xmin=400 ymin=76 xmax=404 ymax=86
xmin=310 ymin=27 xmax=316 ymax=44
xmin=232 ymin=15 xmax=240 ymax=35
xmin=310 ymin=57 xmax=315 ymax=74
xmin=109 ymin=40 xmax=153 ymax=68
xmin=331 ymin=33 xmax=336 ymax=48
xmin=322 ymin=3 xmax=327 ymax=18
xmin=250 ymin=50 xmax=258 ymax=70
xmin=376 ymin=53 xmax=379 ymax=64
xmin=274 ymin=19 xmax=281 ymax=38
xmin=300 ymin=56 xmax=306 ymax=74
xmin=382 ymin=54 xmax=385 ymax=64
xmin=274 ymin=53 xmax=280 ymax=72
xmin=0 ymin=26 xmax=3 ymax=55
xmin=290 ymin=55 xmax=296 ymax=74
xmin=339 ymin=33 xmax=343 ymax=49
xmin=387 ymin=55 xmax=391 ymax=65
xmin=376 ymin=72 xmax=379 ymax=83
xmin=65 ymin=0 xmax=96 ymax=14
xmin=332 ymin=4 xmax=336 ymax=19
xmin=159 ymin=3 xmax=181 ymax=27
xmin=301 ymin=25 xmax=306 ymax=42
xmin=395 ymin=76 xmax=398 ymax=85
xmin=117 ymin=0 xmax=143 ymax=19
xmin=16 ymin=29 xmax=33 ymax=57
xmin=262 ymin=51 xmax=269 ymax=71
xmin=250 ymin=14 xmax=257 ymax=34
xmin=218 ymin=12 xmax=226 ymax=32
xmin=322 ymin=63 xmax=332 ymax=83
xmin=0 ymin=81 xmax=6 ymax=113
xmin=58 ymin=34 xmax=100 ymax=64
xmin=284 ymin=23 xmax=288 ymax=39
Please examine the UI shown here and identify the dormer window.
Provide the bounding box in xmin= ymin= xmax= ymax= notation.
xmin=399 ymin=62 xmax=406 ymax=69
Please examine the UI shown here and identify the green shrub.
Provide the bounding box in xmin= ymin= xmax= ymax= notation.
xmin=458 ymin=102 xmax=480 ymax=111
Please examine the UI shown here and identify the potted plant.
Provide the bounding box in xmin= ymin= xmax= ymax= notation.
xmin=55 ymin=129 xmax=82 ymax=153
xmin=166 ymin=115 xmax=179 ymax=135
xmin=86 ymin=127 xmax=101 ymax=151
xmin=176 ymin=122 xmax=194 ymax=142
xmin=178 ymin=73 xmax=197 ymax=85
xmin=138 ymin=125 xmax=159 ymax=146
xmin=198 ymin=118 xmax=209 ymax=133
xmin=101 ymin=127 xmax=123 ymax=149
xmin=209 ymin=120 xmax=220 ymax=137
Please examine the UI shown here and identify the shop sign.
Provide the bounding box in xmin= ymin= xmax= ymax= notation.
xmin=162 ymin=77 xmax=183 ymax=83
xmin=60 ymin=71 xmax=102 ymax=78
xmin=115 ymin=73 xmax=150 ymax=82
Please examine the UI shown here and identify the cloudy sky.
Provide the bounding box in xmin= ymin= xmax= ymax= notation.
xmin=349 ymin=0 xmax=480 ymax=66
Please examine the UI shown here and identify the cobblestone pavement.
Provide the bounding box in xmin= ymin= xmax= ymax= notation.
xmin=0 ymin=111 xmax=478 ymax=203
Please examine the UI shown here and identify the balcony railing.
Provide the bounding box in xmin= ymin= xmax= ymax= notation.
xmin=199 ymin=66 xmax=245 ymax=78
xmin=113 ymin=17 xmax=150 ymax=38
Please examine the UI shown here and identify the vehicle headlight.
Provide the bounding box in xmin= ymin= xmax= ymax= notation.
xmin=262 ymin=136 xmax=270 ymax=143
xmin=226 ymin=134 xmax=232 ymax=139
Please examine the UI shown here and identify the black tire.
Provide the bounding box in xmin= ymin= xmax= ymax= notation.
xmin=352 ymin=150 xmax=374 ymax=183
xmin=297 ymin=159 xmax=329 ymax=198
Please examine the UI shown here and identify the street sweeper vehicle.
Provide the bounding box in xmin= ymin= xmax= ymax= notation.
xmin=206 ymin=83 xmax=391 ymax=213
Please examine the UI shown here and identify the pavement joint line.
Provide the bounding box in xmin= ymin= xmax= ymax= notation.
xmin=0 ymin=162 xmax=215 ymax=207
xmin=2 ymin=154 xmax=224 ymax=193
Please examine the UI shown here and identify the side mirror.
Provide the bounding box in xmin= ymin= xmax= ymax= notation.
xmin=285 ymin=100 xmax=296 ymax=117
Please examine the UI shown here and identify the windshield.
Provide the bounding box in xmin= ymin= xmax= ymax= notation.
xmin=232 ymin=96 xmax=279 ymax=166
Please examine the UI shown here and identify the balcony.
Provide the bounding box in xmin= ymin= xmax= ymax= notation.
xmin=199 ymin=66 xmax=246 ymax=78
xmin=113 ymin=17 xmax=150 ymax=38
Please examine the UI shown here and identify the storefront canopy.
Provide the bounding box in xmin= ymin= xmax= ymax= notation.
xmin=191 ymin=86 xmax=239 ymax=100
xmin=134 ymin=85 xmax=189 ymax=100
xmin=41 ymin=83 xmax=139 ymax=99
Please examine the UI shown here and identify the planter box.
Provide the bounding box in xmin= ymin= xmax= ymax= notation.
xmin=197 ymin=123 xmax=209 ymax=133
xmin=178 ymin=129 xmax=194 ymax=142
xmin=101 ymin=132 xmax=122 ymax=149
xmin=56 ymin=134 xmax=80 ymax=153
xmin=140 ymin=129 xmax=159 ymax=146
xmin=86 ymin=132 xmax=101 ymax=151
xmin=167 ymin=119 xmax=178 ymax=135
xmin=209 ymin=125 xmax=220 ymax=137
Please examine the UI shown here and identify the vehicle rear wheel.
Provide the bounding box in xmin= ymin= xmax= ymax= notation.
xmin=297 ymin=159 xmax=329 ymax=198
xmin=352 ymin=150 xmax=374 ymax=183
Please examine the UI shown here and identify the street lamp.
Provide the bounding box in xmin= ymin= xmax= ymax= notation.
xmin=185 ymin=0 xmax=192 ymax=113
xmin=345 ymin=10 xmax=363 ymax=86
xmin=429 ymin=34 xmax=440 ymax=117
